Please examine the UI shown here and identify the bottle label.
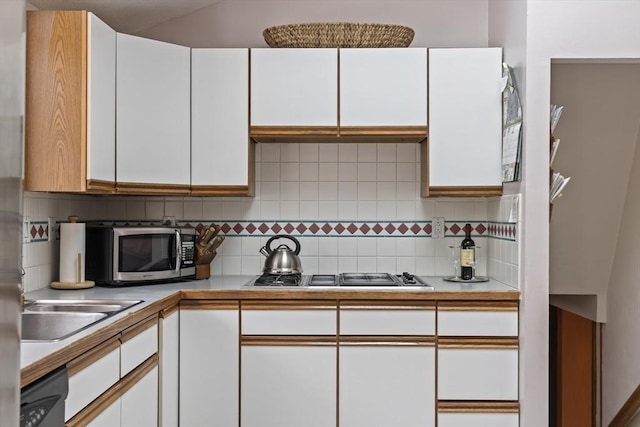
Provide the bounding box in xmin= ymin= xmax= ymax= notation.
xmin=460 ymin=248 xmax=475 ymax=267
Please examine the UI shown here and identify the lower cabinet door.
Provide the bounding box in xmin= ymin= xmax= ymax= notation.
xmin=438 ymin=412 xmax=519 ymax=427
xmin=241 ymin=344 xmax=337 ymax=427
xmin=438 ymin=346 xmax=518 ymax=400
xmin=339 ymin=344 xmax=436 ymax=427
xmin=120 ymin=365 xmax=158 ymax=427
xmin=180 ymin=304 xmax=239 ymax=426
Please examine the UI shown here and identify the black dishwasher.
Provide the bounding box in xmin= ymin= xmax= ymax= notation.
xmin=20 ymin=366 xmax=68 ymax=427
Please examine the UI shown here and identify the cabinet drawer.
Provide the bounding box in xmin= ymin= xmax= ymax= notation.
xmin=65 ymin=338 xmax=120 ymax=421
xmin=438 ymin=302 xmax=518 ymax=336
xmin=121 ymin=316 xmax=158 ymax=376
xmin=438 ymin=412 xmax=519 ymax=427
xmin=242 ymin=302 xmax=336 ymax=335
xmin=438 ymin=340 xmax=518 ymax=400
xmin=340 ymin=303 xmax=435 ymax=335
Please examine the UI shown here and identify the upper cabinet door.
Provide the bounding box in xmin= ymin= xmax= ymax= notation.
xmin=250 ymin=48 xmax=338 ymax=134
xmin=425 ymin=48 xmax=503 ymax=197
xmin=116 ymin=33 xmax=191 ymax=193
xmin=192 ymin=49 xmax=253 ymax=195
xmin=339 ymin=48 xmax=427 ymax=129
xmin=87 ymin=13 xmax=116 ymax=186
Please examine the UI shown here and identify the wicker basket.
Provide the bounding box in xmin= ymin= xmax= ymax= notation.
xmin=263 ymin=23 xmax=415 ymax=48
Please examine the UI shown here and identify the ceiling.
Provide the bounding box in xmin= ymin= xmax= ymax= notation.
xmin=27 ymin=0 xmax=224 ymax=33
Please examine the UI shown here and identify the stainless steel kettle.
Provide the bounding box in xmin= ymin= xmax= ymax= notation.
xmin=259 ymin=235 xmax=303 ymax=274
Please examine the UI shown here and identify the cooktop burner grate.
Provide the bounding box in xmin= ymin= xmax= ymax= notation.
xmin=253 ymin=273 xmax=303 ymax=286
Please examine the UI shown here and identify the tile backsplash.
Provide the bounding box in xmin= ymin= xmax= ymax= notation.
xmin=22 ymin=142 xmax=519 ymax=292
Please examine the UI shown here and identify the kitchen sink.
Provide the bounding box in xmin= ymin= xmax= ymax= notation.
xmin=23 ymin=299 xmax=142 ymax=314
xmin=21 ymin=299 xmax=143 ymax=342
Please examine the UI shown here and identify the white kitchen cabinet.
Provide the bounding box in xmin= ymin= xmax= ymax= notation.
xmin=438 ymin=344 xmax=518 ymax=400
xmin=65 ymin=338 xmax=121 ymax=422
xmin=424 ymin=48 xmax=503 ymax=197
xmin=339 ymin=302 xmax=436 ymax=427
xmin=339 ymin=48 xmax=427 ymax=132
xmin=241 ymin=302 xmax=337 ymax=427
xmin=438 ymin=412 xmax=519 ymax=427
xmin=192 ymin=48 xmax=253 ymax=195
xmin=25 ymin=11 xmax=116 ymax=193
xmin=250 ymin=48 xmax=338 ymax=136
xmin=437 ymin=301 xmax=518 ymax=337
xmin=180 ymin=302 xmax=239 ymax=427
xmin=116 ymin=33 xmax=191 ymax=194
xmin=241 ymin=344 xmax=337 ymax=427
xmin=120 ymin=365 xmax=158 ymax=427
xmin=340 ymin=344 xmax=435 ymax=427
xmin=87 ymin=13 xmax=116 ymax=188
xmin=160 ymin=306 xmax=179 ymax=427
xmin=120 ymin=316 xmax=158 ymax=376
xmin=65 ymin=316 xmax=160 ymax=427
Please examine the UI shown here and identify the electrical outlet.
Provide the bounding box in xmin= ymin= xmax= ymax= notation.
xmin=23 ymin=216 xmax=30 ymax=243
xmin=432 ymin=217 xmax=445 ymax=239
xmin=162 ymin=216 xmax=176 ymax=226
xmin=48 ymin=217 xmax=56 ymax=241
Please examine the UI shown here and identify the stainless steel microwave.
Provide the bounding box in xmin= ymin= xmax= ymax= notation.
xmin=85 ymin=225 xmax=196 ymax=286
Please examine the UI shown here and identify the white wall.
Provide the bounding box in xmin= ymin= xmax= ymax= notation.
xmin=550 ymin=63 xmax=640 ymax=320
xmin=525 ymin=1 xmax=640 ymax=425
xmin=603 ymin=129 xmax=640 ymax=424
xmin=137 ymin=0 xmax=489 ymax=48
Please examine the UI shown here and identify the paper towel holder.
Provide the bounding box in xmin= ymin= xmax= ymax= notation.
xmin=51 ymin=215 xmax=95 ymax=290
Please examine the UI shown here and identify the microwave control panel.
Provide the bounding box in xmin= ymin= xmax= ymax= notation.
xmin=181 ymin=235 xmax=196 ymax=266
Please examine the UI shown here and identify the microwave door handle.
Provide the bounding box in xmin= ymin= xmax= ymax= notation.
xmin=174 ymin=230 xmax=181 ymax=274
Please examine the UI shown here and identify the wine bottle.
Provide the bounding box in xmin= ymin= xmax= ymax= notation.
xmin=460 ymin=224 xmax=475 ymax=280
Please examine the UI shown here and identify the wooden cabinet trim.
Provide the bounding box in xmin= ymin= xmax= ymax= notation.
xmin=438 ymin=301 xmax=518 ymax=311
xmin=118 ymin=353 xmax=158 ymax=395
xmin=250 ymin=126 xmax=338 ymax=137
xmin=438 ymin=337 xmax=519 ymax=349
xmin=160 ymin=304 xmax=179 ymax=318
xmin=86 ymin=179 xmax=115 ymax=193
xmin=339 ymin=126 xmax=427 ymax=137
xmin=67 ymin=335 xmax=120 ymax=377
xmin=190 ymin=185 xmax=251 ymax=196
xmin=341 ymin=300 xmax=436 ymax=310
xmin=241 ymin=336 xmax=337 ymax=346
xmin=120 ymin=314 xmax=158 ymax=344
xmin=437 ymin=400 xmax=519 ymax=413
xmin=427 ymin=185 xmax=503 ymax=197
xmin=339 ymin=336 xmax=435 ymax=346
xmin=242 ymin=300 xmax=337 ymax=310
xmin=180 ymin=300 xmax=240 ymax=310
xmin=116 ymin=182 xmax=191 ymax=195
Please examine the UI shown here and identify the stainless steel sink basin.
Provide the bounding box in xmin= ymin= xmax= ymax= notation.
xmin=22 ymin=312 xmax=108 ymax=342
xmin=21 ymin=299 xmax=143 ymax=342
xmin=24 ymin=299 xmax=142 ymax=314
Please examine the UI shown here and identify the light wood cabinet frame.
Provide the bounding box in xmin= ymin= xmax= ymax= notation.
xmin=25 ymin=10 xmax=104 ymax=193
xmin=437 ymin=401 xmax=519 ymax=413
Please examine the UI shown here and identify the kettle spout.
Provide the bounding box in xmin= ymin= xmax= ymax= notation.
xmin=259 ymin=246 xmax=270 ymax=257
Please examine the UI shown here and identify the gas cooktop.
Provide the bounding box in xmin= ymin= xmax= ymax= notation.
xmin=247 ymin=272 xmax=434 ymax=290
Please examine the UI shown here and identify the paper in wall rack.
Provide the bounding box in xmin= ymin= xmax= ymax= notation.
xmin=501 ymin=63 xmax=523 ymax=183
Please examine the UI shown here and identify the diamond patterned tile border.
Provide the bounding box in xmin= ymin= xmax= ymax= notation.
xmin=24 ymin=219 xmax=517 ymax=243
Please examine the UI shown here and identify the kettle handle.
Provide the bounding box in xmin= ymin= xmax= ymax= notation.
xmin=265 ymin=235 xmax=301 ymax=255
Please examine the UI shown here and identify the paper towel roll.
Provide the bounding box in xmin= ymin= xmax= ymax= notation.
xmin=59 ymin=218 xmax=85 ymax=283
